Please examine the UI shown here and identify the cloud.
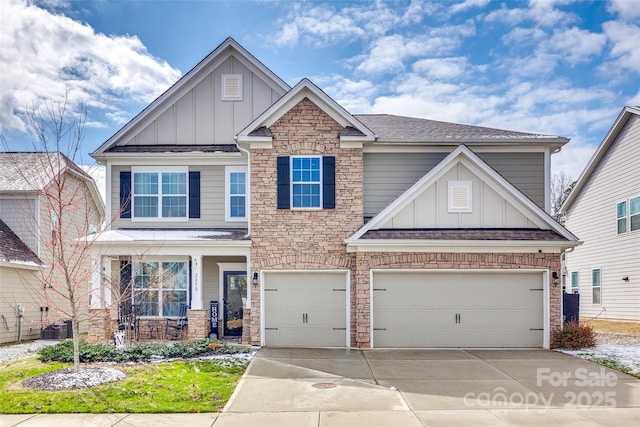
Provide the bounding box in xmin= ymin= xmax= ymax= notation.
xmin=449 ymin=0 xmax=490 ymax=15
xmin=485 ymin=1 xmax=577 ymax=27
xmin=413 ymin=57 xmax=469 ymax=79
xmin=608 ymin=0 xmax=640 ymax=20
xmin=0 ymin=0 xmax=181 ymax=132
xmin=546 ymin=27 xmax=606 ymax=65
xmin=603 ymin=21 xmax=640 ymax=73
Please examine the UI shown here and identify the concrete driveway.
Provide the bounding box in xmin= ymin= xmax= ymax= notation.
xmin=223 ymin=347 xmax=640 ymax=426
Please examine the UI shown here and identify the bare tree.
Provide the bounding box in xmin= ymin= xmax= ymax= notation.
xmin=551 ymin=171 xmax=575 ymax=222
xmin=1 ymin=97 xmax=102 ymax=371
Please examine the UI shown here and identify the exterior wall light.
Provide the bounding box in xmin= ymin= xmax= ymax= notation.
xmin=253 ymin=272 xmax=259 ymax=286
xmin=552 ymin=271 xmax=559 ymax=285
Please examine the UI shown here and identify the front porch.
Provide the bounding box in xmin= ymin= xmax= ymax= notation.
xmin=86 ymin=229 xmax=251 ymax=344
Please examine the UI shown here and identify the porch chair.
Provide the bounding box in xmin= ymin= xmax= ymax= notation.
xmin=165 ymin=304 xmax=189 ymax=340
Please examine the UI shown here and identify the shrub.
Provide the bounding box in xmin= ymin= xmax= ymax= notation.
xmin=551 ymin=321 xmax=596 ymax=349
xmin=37 ymin=338 xmax=249 ymax=363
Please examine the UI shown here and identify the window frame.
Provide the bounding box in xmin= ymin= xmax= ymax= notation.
xmin=131 ymin=259 xmax=189 ymax=317
xmin=616 ymin=199 xmax=628 ymax=234
xmin=225 ymin=166 xmax=248 ymax=222
xmin=290 ymin=155 xmax=323 ymax=210
xmin=131 ymin=166 xmax=189 ymax=221
xmin=630 ymin=195 xmax=640 ymax=232
xmin=591 ymin=268 xmax=601 ymax=305
xmin=570 ymin=271 xmax=579 ymax=294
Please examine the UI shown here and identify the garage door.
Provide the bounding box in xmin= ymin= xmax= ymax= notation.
xmin=372 ymin=271 xmax=544 ymax=348
xmin=263 ymin=271 xmax=348 ymax=347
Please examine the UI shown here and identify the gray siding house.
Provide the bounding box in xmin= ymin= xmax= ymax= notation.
xmin=561 ymin=106 xmax=640 ymax=321
xmin=88 ymin=38 xmax=579 ymax=348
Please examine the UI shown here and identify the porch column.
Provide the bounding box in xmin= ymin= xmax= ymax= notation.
xmin=190 ymin=254 xmax=203 ymax=309
xmin=90 ymin=255 xmax=111 ymax=308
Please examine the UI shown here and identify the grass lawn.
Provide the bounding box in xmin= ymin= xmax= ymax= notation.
xmin=583 ymin=319 xmax=640 ymax=337
xmin=0 ymin=356 xmax=247 ymax=414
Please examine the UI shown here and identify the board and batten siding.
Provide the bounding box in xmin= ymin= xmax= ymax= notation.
xmin=123 ymin=56 xmax=282 ymax=146
xmin=379 ymin=162 xmax=537 ymax=229
xmin=363 ymin=152 xmax=544 ymax=218
xmin=110 ymin=164 xmax=244 ymax=229
xmin=564 ymin=115 xmax=640 ymax=321
xmin=0 ymin=197 xmax=38 ymax=254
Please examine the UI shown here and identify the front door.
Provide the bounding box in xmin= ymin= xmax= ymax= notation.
xmin=223 ymin=271 xmax=246 ymax=336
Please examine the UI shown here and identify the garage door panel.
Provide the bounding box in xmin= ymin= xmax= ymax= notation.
xmin=373 ymin=272 xmax=544 ymax=348
xmin=263 ymin=272 xmax=347 ymax=347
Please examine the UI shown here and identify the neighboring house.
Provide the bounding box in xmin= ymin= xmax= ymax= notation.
xmin=88 ymin=37 xmax=579 ymax=348
xmin=561 ymin=106 xmax=640 ymax=322
xmin=0 ymin=152 xmax=105 ymax=343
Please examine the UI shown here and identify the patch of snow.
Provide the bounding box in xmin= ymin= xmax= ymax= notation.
xmin=22 ymin=367 xmax=126 ymax=390
xmin=558 ymin=334 xmax=640 ymax=375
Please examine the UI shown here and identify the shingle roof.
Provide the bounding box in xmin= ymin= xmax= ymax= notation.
xmin=0 ymin=152 xmax=90 ymax=192
xmin=361 ymin=228 xmax=567 ymax=241
xmin=0 ymin=218 xmax=43 ymax=266
xmin=105 ymin=144 xmax=240 ymax=153
xmin=354 ymin=114 xmax=568 ymax=144
xmin=248 ymin=126 xmax=273 ymax=137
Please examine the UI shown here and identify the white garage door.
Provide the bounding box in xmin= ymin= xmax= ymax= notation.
xmin=263 ymin=271 xmax=348 ymax=347
xmin=372 ymin=271 xmax=544 ymax=348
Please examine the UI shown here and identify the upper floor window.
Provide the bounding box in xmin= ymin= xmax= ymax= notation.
xmin=225 ymin=166 xmax=247 ymax=221
xmin=277 ymin=156 xmax=335 ymax=210
xmin=132 ymin=167 xmax=187 ymax=220
xmin=291 ymin=156 xmax=321 ymax=208
xmin=617 ymin=196 xmax=640 ymax=234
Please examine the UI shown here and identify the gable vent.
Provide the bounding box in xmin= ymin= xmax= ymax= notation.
xmin=222 ymin=74 xmax=242 ymax=101
xmin=448 ymin=181 xmax=472 ymax=212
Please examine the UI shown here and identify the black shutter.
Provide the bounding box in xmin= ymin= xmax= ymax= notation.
xmin=189 ymin=171 xmax=200 ymax=218
xmin=119 ymin=171 xmax=131 ymax=218
xmin=120 ymin=260 xmax=132 ymax=302
xmin=323 ymin=156 xmax=336 ymax=209
xmin=277 ymin=156 xmax=290 ymax=209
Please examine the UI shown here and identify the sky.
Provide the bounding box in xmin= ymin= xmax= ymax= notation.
xmin=1 ymin=0 xmax=639 ymax=180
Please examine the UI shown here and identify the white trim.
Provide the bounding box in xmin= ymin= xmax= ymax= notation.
xmin=447 ymin=180 xmax=472 ymax=213
xmin=95 ymin=152 xmax=244 ymax=165
xmin=105 ymin=162 xmax=112 ymax=230
xmin=225 ymin=166 xmax=248 ymax=222
xmin=591 ymin=267 xmax=602 ymax=305
xmin=131 ymin=166 xmax=189 ymax=222
xmin=0 ymin=260 xmax=43 ymax=270
xmin=544 ymin=149 xmax=551 ymax=213
xmin=370 ymin=269 xmax=550 ymax=349
xmin=260 ymin=269 xmax=351 ymax=348
xmin=346 ymin=239 xmax=575 ymax=253
xmin=346 ymin=145 xmax=579 ymax=243
xmin=339 ymin=140 xmax=364 ymax=149
xmin=290 ymin=155 xmax=322 ymax=209
xmin=221 ymin=74 xmax=243 ymax=101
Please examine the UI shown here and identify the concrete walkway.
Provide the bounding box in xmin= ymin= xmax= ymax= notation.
xmin=2 ymin=348 xmax=640 ymax=426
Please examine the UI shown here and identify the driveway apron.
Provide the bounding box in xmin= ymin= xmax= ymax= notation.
xmin=225 ymin=348 xmax=640 ymax=414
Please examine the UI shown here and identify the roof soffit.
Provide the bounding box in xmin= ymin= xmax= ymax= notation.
xmin=237 ymin=78 xmax=375 ymax=142
xmin=92 ymin=37 xmax=291 ymax=156
xmin=561 ymin=106 xmax=640 ymax=212
xmin=347 ymin=144 xmax=578 ymax=242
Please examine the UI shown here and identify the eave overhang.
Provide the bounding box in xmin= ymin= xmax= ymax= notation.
xmin=345 ymin=239 xmax=582 ymax=253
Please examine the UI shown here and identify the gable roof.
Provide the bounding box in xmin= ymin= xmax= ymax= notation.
xmin=561 ymin=106 xmax=640 ymax=212
xmin=354 ymin=114 xmax=569 ymax=147
xmin=92 ymin=37 xmax=291 ymax=156
xmin=346 ymin=145 xmax=578 ymax=250
xmin=237 ymin=78 xmax=375 ymax=143
xmin=0 ymin=152 xmax=105 ymax=218
xmin=0 ymin=218 xmax=43 ymax=268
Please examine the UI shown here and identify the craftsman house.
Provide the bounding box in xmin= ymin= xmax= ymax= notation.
xmin=561 ymin=106 xmax=640 ymax=321
xmin=88 ymin=37 xmax=579 ymax=348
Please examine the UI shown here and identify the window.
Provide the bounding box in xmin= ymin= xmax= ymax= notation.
xmin=617 ymin=196 xmax=640 ymax=234
xmin=617 ymin=201 xmax=627 ymax=234
xmin=291 ymin=156 xmax=322 ymax=208
xmin=225 ymin=166 xmax=247 ymax=221
xmin=132 ymin=261 xmax=188 ymax=317
xmin=448 ymin=181 xmax=472 ymax=213
xmin=571 ymin=271 xmax=579 ymax=294
xmin=277 ymin=156 xmax=335 ymax=210
xmin=132 ymin=167 xmax=187 ymax=220
xmin=631 ymin=196 xmax=640 ymax=232
xmin=592 ymin=268 xmax=601 ymax=305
